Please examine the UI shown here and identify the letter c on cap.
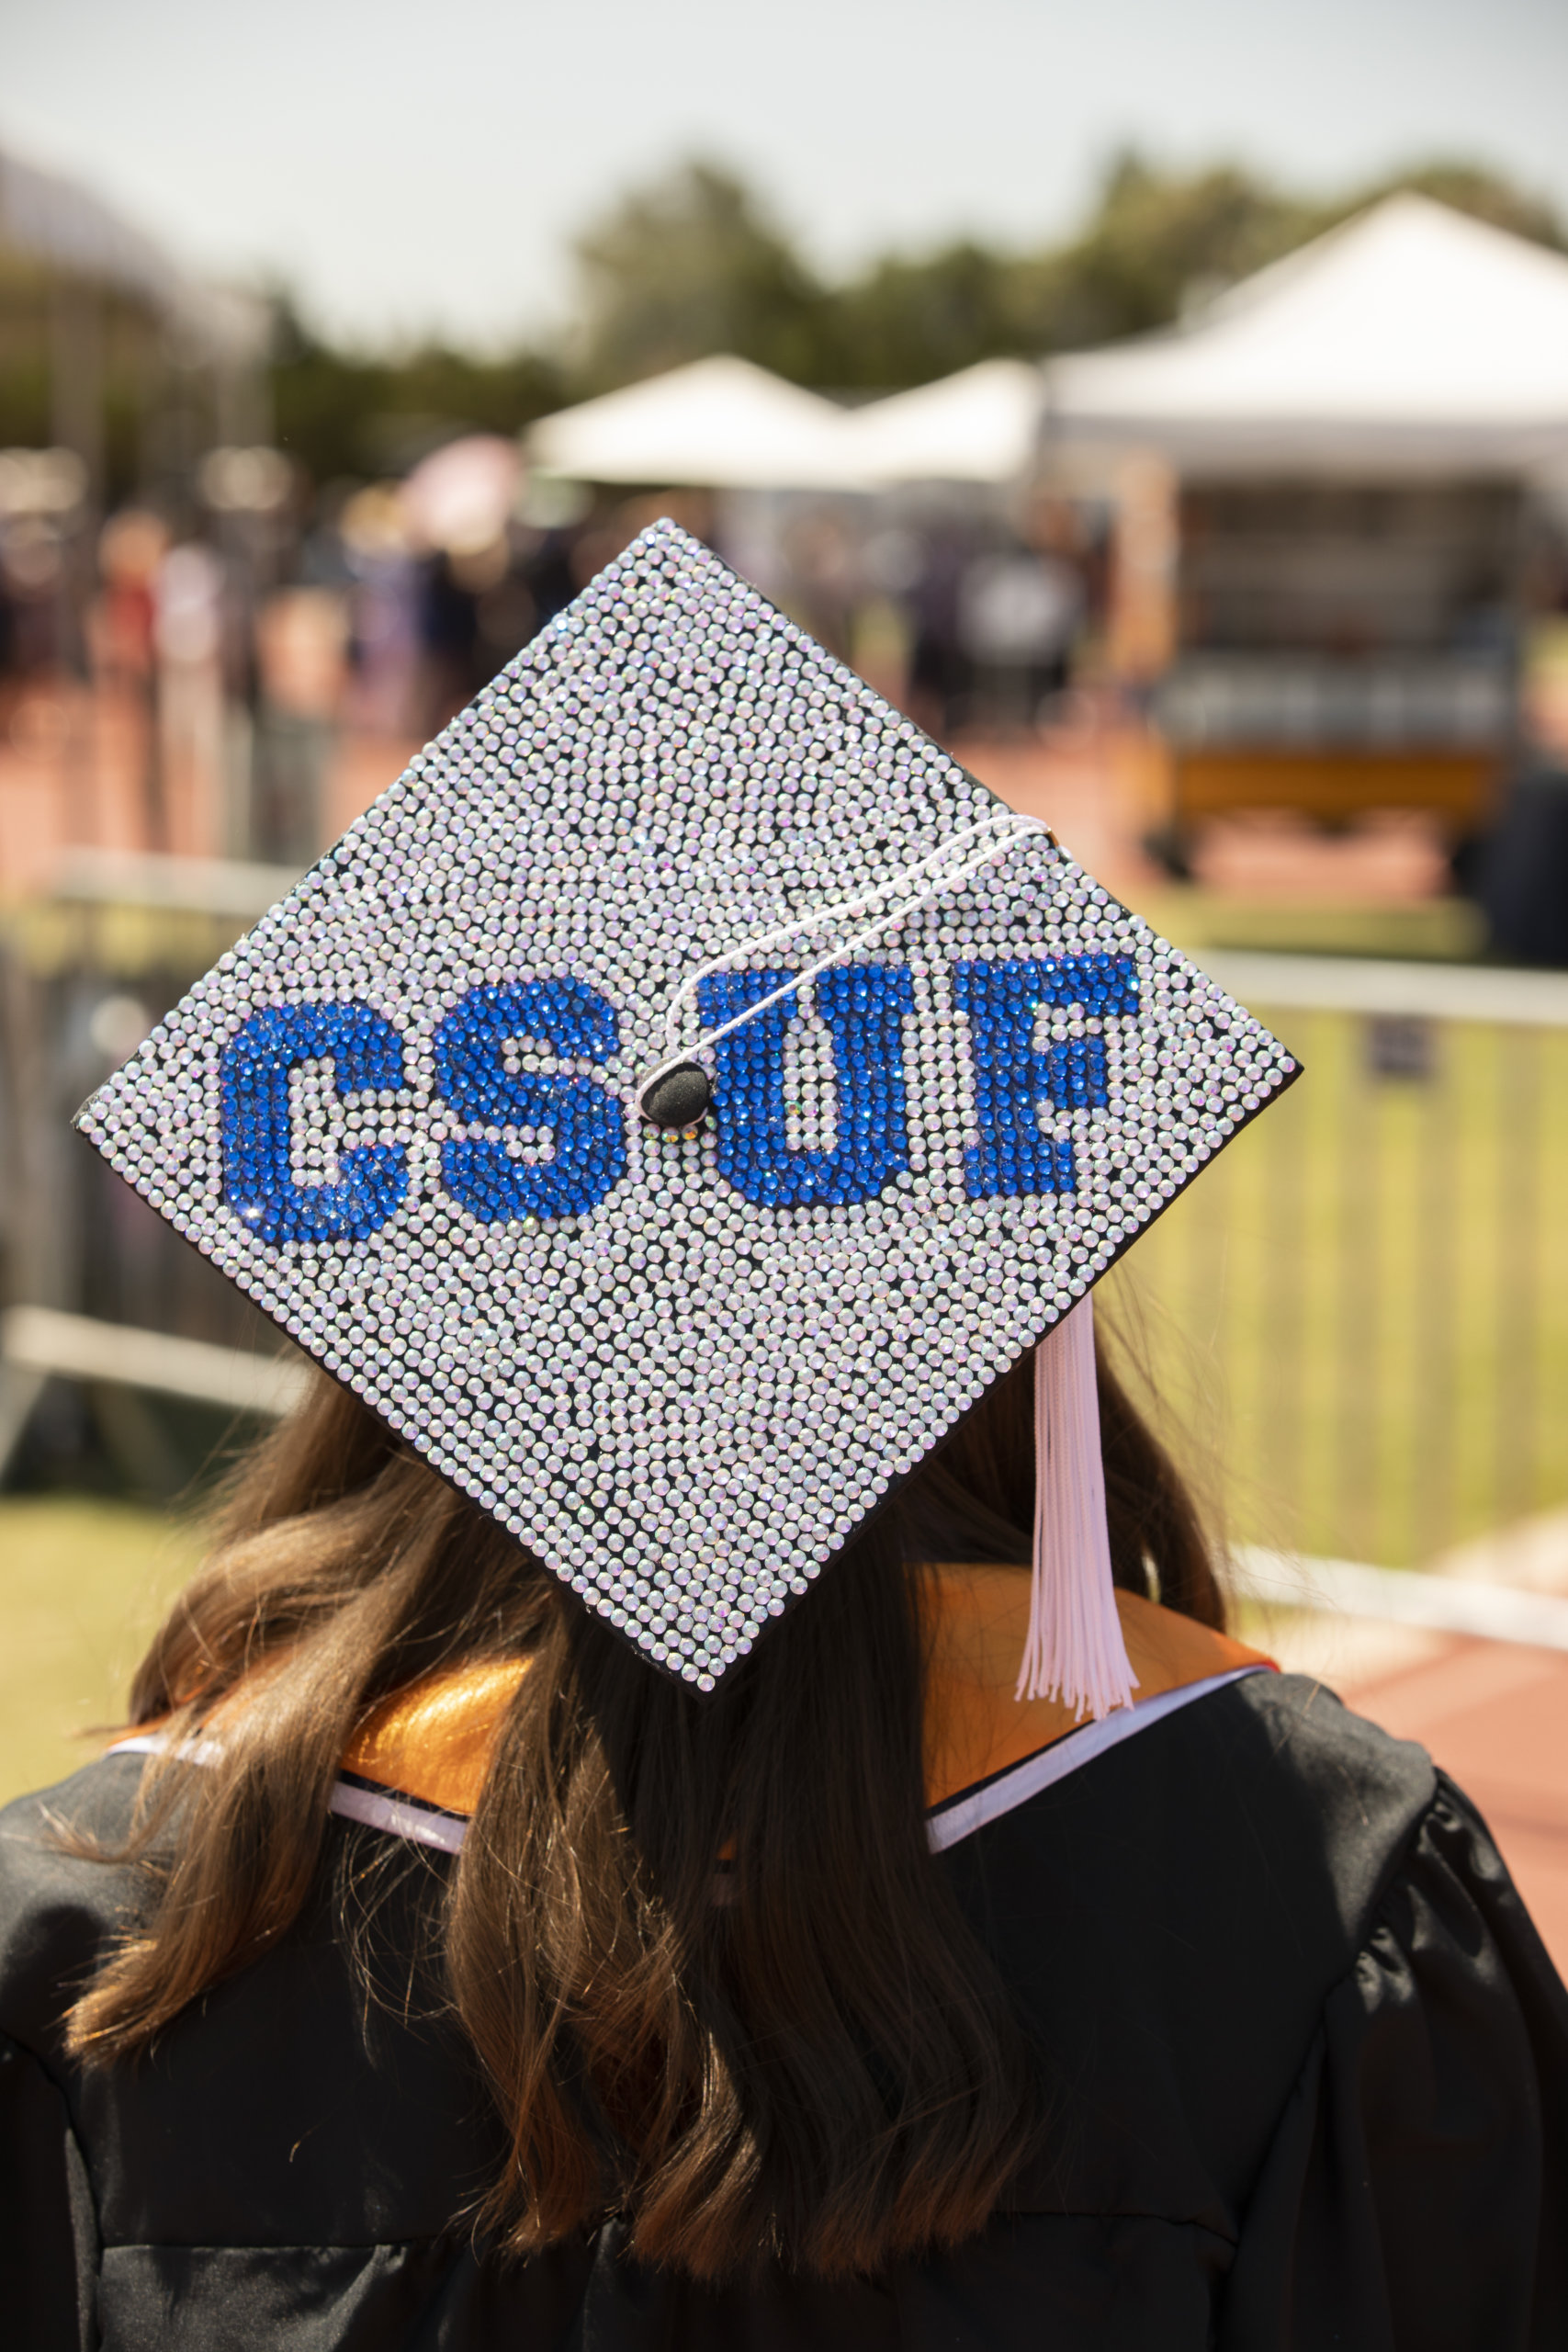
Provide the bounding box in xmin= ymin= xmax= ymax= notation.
xmin=220 ymin=1003 xmax=409 ymax=1247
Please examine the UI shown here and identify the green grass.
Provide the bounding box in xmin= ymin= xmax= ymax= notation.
xmin=0 ymin=1497 xmax=202 ymax=1806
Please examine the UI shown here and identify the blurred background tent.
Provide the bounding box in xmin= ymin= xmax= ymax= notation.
xmin=0 ymin=143 xmax=270 ymax=507
xmin=1041 ymin=195 xmax=1568 ymax=900
xmin=528 ymin=356 xmax=860 ymax=491
xmin=1047 ymin=193 xmax=1568 ymax=471
xmin=843 ymin=361 xmax=1047 ymax=488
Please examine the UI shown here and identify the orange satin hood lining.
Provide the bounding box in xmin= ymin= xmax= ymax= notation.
xmin=344 ymin=1654 xmax=528 ymax=1817
xmin=921 ymin=1568 xmax=1271 ymax=1811
xmin=341 ymin=1570 xmax=1272 ymax=1822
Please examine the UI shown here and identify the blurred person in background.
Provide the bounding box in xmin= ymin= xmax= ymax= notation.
xmin=513 ymin=514 xmax=580 ymax=636
xmin=956 ymin=525 xmax=1084 ymax=736
xmin=904 ymin=521 xmax=975 ymax=740
xmin=416 ymin=530 xmax=547 ymax=727
xmin=778 ymin=504 xmax=859 ymax=662
xmin=401 ymin=435 xmax=529 ymax=733
xmin=341 ymin=485 xmax=424 ymax=741
xmin=0 ymin=537 xmax=13 ymax=684
xmin=417 ymin=541 xmax=489 ymax=730
xmin=94 ymin=512 xmax=165 ymax=690
xmin=0 ymin=512 xmax=69 ymax=687
xmin=90 ymin=510 xmax=169 ymax=853
xmin=250 ymin=583 xmax=349 ymax=867
xmin=848 ymin=526 xmax=920 ymax=710
xmin=152 ymin=538 xmax=227 ymax=856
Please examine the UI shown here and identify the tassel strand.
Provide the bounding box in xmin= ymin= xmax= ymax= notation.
xmin=1017 ymin=1295 xmax=1138 ymax=1720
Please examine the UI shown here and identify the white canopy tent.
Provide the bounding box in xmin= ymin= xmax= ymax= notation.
xmin=842 ymin=359 xmax=1047 ymax=487
xmin=526 ymin=355 xmax=865 ymax=492
xmin=1046 ymin=196 xmax=1568 ymax=477
xmin=526 ymin=354 xmax=1053 ymax=493
xmin=526 ymin=202 xmax=1568 ymax=497
xmin=0 ymin=145 xmax=266 ymax=363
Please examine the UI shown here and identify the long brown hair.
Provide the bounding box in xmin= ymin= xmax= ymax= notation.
xmin=65 ymin=1332 xmax=1219 ymax=2280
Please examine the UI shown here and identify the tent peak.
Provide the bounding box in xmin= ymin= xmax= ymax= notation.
xmin=1199 ymin=188 xmax=1568 ymax=334
xmin=1046 ymin=190 xmax=1568 ymax=473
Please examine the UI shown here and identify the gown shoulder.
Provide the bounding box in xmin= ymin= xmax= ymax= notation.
xmin=0 ymin=1676 xmax=1563 ymax=2347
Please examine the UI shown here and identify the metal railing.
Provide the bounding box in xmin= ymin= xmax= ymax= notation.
xmin=0 ymin=857 xmax=306 ymax=1494
xmin=1105 ymin=951 xmax=1568 ymax=1571
xmin=0 ymin=1307 xmax=308 ymax=1484
xmin=6 ymin=852 xmax=1565 ymax=1587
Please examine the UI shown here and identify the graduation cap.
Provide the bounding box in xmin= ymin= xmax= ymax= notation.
xmin=77 ymin=521 xmax=1298 ymax=1705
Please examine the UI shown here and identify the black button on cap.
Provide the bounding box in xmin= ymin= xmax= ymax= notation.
xmin=640 ymin=1062 xmax=712 ymax=1129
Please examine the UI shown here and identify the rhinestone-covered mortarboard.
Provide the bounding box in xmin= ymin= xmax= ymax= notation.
xmin=76 ymin=520 xmax=1298 ymax=1691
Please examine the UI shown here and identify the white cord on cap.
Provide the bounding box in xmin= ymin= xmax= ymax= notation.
xmin=637 ymin=809 xmax=1057 ymax=1116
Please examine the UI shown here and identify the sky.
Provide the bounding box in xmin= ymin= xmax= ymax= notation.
xmin=5 ymin=0 xmax=1567 ymax=348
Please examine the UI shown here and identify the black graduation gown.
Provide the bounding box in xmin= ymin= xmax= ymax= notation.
xmin=2 ymin=1668 xmax=1565 ymax=2349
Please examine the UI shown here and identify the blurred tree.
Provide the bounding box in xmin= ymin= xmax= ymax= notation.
xmin=256 ymin=151 xmax=1568 ymax=481
xmin=269 ymin=297 xmax=563 ymax=487
xmin=1013 ymin=151 xmax=1318 ymax=347
xmin=820 ymin=151 xmax=1564 ymax=386
xmin=569 ymin=160 xmax=831 ymax=390
xmin=819 ymin=241 xmax=1023 ymax=390
xmin=0 ymin=353 xmax=50 ymax=452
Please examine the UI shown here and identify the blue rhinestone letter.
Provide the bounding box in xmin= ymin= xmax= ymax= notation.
xmin=220 ymin=1003 xmax=408 ymax=1247
xmin=702 ymin=963 xmax=915 ymax=1210
xmin=434 ymin=978 xmax=626 ymax=1222
xmin=954 ymin=955 xmax=1138 ymax=1200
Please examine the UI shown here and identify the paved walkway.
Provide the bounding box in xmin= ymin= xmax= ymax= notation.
xmin=0 ymin=681 xmax=420 ymax=897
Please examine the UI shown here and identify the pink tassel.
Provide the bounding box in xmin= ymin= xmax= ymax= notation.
xmin=1016 ymin=1295 xmax=1138 ymax=1719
